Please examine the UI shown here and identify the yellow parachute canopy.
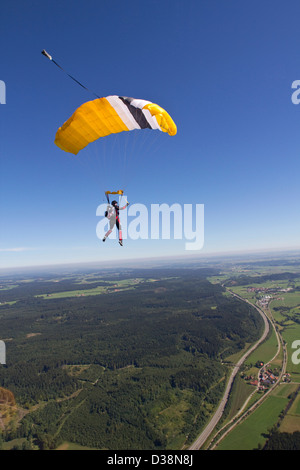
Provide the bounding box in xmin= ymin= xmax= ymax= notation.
xmin=55 ymin=96 xmax=177 ymax=155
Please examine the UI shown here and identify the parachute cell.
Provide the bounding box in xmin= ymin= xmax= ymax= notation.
xmin=55 ymin=96 xmax=177 ymax=155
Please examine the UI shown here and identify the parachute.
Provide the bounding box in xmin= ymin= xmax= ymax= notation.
xmin=42 ymin=50 xmax=177 ymax=202
xmin=55 ymin=96 xmax=177 ymax=155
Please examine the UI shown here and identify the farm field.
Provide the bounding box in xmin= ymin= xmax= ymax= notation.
xmin=34 ymin=278 xmax=148 ymax=300
xmin=280 ymin=386 xmax=300 ymax=433
xmin=216 ymin=395 xmax=289 ymax=450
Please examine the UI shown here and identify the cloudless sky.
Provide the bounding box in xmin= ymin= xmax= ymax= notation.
xmin=1 ymin=0 xmax=300 ymax=268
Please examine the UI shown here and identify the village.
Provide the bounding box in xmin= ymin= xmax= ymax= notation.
xmin=243 ymin=361 xmax=291 ymax=391
xmin=246 ymin=285 xmax=293 ymax=309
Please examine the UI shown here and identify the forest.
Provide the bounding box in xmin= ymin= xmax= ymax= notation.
xmin=224 ymin=272 xmax=300 ymax=287
xmin=0 ymin=266 xmax=264 ymax=450
xmin=263 ymin=431 xmax=300 ymax=450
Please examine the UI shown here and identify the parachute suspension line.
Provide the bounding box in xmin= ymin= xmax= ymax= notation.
xmin=70 ymin=143 xmax=103 ymax=190
xmin=121 ymin=128 xmax=161 ymax=193
xmin=121 ymin=130 xmax=137 ymax=196
xmin=120 ymin=130 xmax=130 ymax=194
xmin=41 ymin=50 xmax=101 ymax=99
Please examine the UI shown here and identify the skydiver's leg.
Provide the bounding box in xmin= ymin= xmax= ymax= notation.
xmin=102 ymin=229 xmax=112 ymax=241
xmin=103 ymin=220 xmax=115 ymax=242
xmin=116 ymin=219 xmax=123 ymax=246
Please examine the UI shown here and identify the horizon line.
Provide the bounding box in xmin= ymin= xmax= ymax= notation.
xmin=1 ymin=245 xmax=300 ymax=273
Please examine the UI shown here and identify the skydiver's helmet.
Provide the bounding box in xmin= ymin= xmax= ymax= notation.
xmin=112 ymin=200 xmax=118 ymax=207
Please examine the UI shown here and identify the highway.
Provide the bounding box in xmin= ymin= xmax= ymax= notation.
xmin=189 ymin=291 xmax=270 ymax=450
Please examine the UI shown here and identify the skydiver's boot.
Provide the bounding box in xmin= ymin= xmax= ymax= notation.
xmin=119 ymin=240 xmax=123 ymax=246
xmin=102 ymin=236 xmax=107 ymax=242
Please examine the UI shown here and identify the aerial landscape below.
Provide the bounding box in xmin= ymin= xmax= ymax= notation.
xmin=1 ymin=251 xmax=300 ymax=450
xmin=2 ymin=0 xmax=300 ymax=456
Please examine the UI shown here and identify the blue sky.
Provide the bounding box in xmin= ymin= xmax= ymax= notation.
xmin=1 ymin=0 xmax=300 ymax=268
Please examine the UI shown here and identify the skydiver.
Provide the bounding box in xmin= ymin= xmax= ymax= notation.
xmin=103 ymin=200 xmax=129 ymax=246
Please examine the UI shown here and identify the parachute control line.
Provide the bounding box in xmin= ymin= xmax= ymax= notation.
xmin=105 ymin=190 xmax=124 ymax=204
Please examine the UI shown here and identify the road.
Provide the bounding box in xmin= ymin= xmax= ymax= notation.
xmin=189 ymin=291 xmax=270 ymax=450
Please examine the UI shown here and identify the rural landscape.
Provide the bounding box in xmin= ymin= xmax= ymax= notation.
xmin=1 ymin=251 xmax=300 ymax=451
xmin=2 ymin=0 xmax=300 ymax=458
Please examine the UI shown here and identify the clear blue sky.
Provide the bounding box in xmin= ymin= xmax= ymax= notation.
xmin=1 ymin=0 xmax=300 ymax=268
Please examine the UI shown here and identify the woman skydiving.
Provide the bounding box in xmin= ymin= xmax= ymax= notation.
xmin=103 ymin=199 xmax=129 ymax=246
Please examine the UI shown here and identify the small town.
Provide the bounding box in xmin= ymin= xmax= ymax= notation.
xmin=246 ymin=286 xmax=293 ymax=309
xmin=243 ymin=361 xmax=291 ymax=391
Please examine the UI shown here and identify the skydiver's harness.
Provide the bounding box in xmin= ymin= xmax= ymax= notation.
xmin=105 ymin=204 xmax=127 ymax=220
xmin=105 ymin=190 xmax=127 ymax=220
xmin=105 ymin=205 xmax=115 ymax=220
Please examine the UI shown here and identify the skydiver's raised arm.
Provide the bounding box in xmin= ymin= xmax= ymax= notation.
xmin=119 ymin=202 xmax=130 ymax=210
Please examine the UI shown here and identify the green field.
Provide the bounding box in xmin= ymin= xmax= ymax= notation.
xmin=56 ymin=442 xmax=96 ymax=450
xmin=34 ymin=278 xmax=145 ymax=300
xmin=279 ymin=384 xmax=300 ymax=433
xmin=269 ymin=292 xmax=300 ymax=377
xmin=224 ymin=375 xmax=255 ymax=423
xmin=245 ymin=327 xmax=279 ymax=368
xmin=216 ymin=395 xmax=289 ymax=450
xmin=36 ymin=285 xmax=109 ymax=299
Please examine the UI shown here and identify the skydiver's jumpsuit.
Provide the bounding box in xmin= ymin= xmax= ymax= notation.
xmin=103 ymin=203 xmax=127 ymax=244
